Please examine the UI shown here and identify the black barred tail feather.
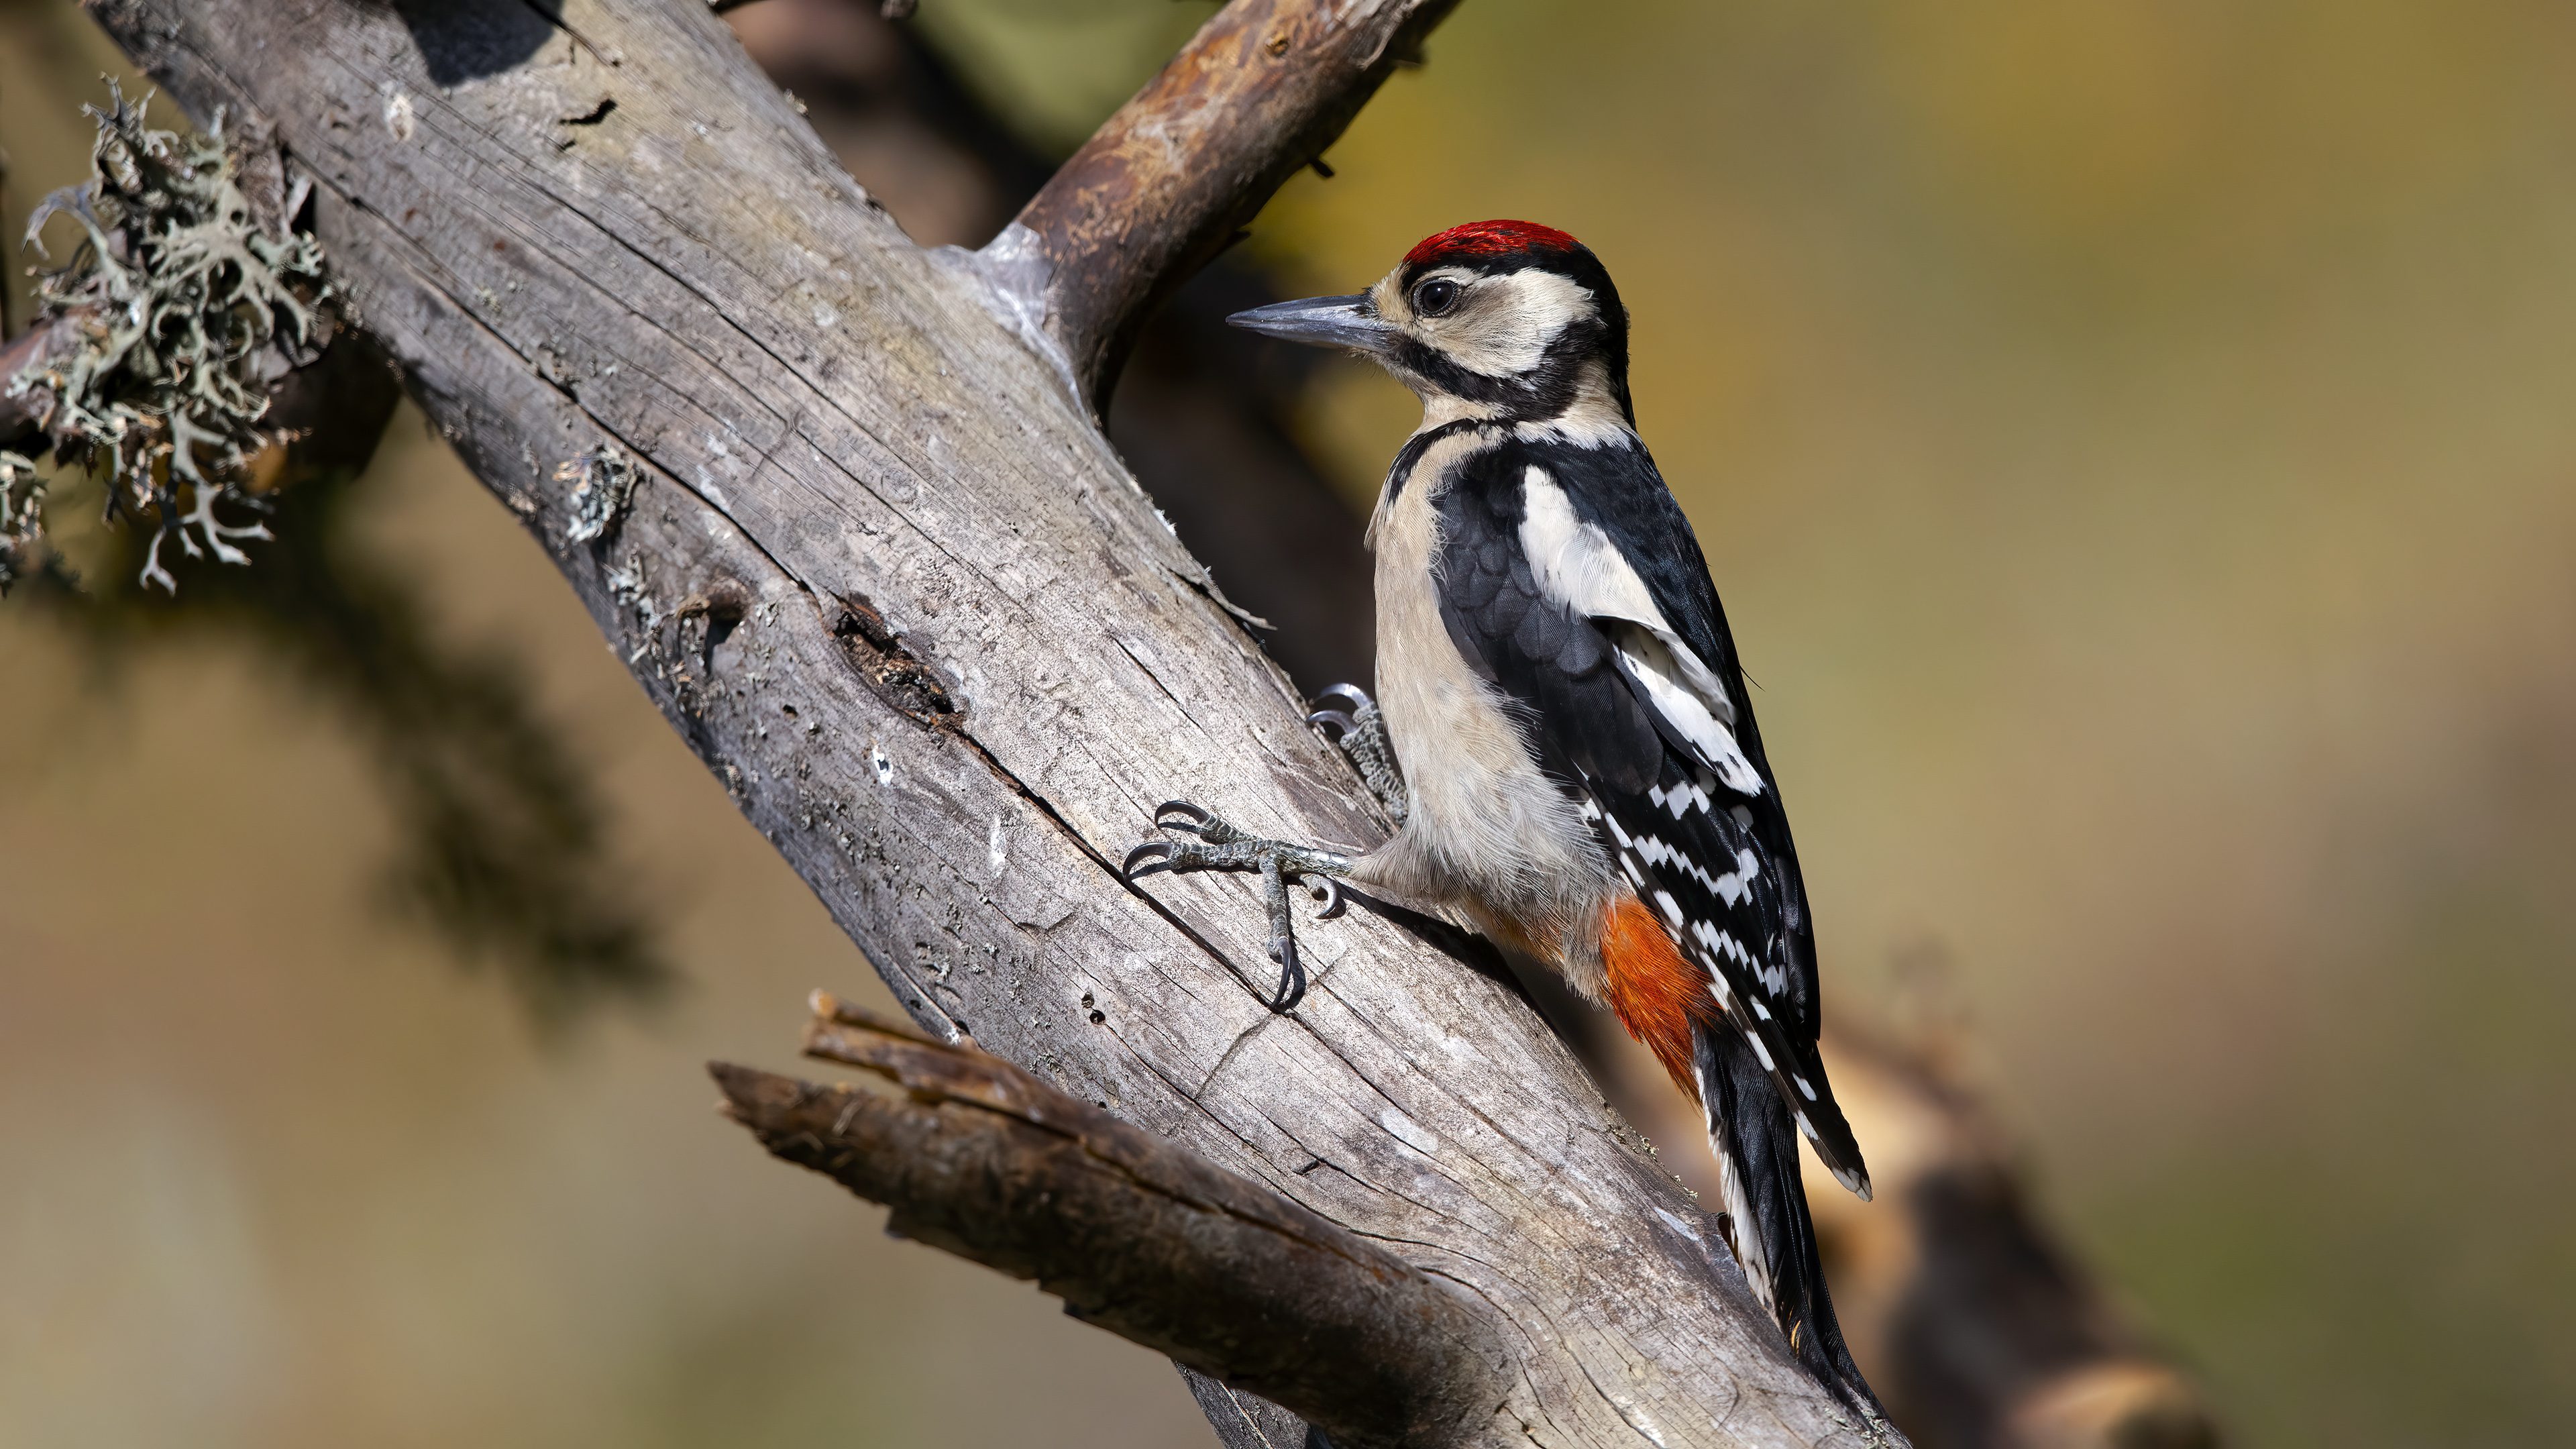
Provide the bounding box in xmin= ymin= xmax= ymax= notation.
xmin=1586 ymin=753 xmax=1889 ymax=1420
xmin=1696 ymin=1022 xmax=1884 ymax=1424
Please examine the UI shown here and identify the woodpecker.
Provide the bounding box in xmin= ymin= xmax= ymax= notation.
xmin=1125 ymin=221 xmax=1884 ymax=1420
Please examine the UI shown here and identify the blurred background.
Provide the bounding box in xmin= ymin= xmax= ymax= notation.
xmin=5 ymin=0 xmax=2574 ymax=1445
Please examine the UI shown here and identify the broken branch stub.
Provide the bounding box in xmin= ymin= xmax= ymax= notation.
xmin=714 ymin=997 xmax=1510 ymax=1449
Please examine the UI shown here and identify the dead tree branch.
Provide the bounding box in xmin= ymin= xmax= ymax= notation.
xmin=79 ymin=0 xmax=1889 ymax=1442
xmin=1011 ymin=0 xmax=1460 ymax=412
xmin=714 ymin=996 xmax=1509 ymax=1449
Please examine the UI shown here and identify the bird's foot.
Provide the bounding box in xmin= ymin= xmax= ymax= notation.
xmin=1123 ymin=801 xmax=1350 ymax=1009
xmin=1307 ymin=683 xmax=1409 ymax=826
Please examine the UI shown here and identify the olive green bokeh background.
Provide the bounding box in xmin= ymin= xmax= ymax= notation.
xmin=6 ymin=1 xmax=2574 ymax=1445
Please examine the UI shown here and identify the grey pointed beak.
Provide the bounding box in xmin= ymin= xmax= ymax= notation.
xmin=1226 ymin=294 xmax=1397 ymax=355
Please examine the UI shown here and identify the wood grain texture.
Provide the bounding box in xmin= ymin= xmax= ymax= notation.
xmin=83 ymin=0 xmax=1894 ymax=1442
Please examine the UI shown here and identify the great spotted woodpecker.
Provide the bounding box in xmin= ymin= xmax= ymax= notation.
xmin=1126 ymin=221 xmax=1884 ymax=1419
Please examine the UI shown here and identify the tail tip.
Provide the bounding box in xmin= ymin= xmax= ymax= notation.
xmin=1830 ymin=1163 xmax=1872 ymax=1201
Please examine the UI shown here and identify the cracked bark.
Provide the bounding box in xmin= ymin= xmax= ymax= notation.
xmin=81 ymin=0 xmax=1898 ymax=1444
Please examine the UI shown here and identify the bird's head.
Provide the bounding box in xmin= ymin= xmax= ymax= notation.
xmin=1229 ymin=220 xmax=1634 ymax=433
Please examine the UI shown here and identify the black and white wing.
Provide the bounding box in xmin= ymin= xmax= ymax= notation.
xmin=1432 ymin=435 xmax=1871 ymax=1198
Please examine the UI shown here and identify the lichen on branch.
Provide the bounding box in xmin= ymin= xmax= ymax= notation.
xmin=557 ymin=442 xmax=639 ymax=545
xmin=0 ymin=450 xmax=46 ymax=592
xmin=7 ymin=83 xmax=332 ymax=593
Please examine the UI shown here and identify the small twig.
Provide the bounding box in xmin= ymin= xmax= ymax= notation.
xmin=712 ymin=994 xmax=1511 ymax=1449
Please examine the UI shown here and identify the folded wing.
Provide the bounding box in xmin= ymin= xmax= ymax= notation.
xmin=1434 ymin=438 xmax=1870 ymax=1197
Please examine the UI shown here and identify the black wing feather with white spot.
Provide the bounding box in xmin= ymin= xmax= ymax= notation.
xmin=1582 ymin=755 xmax=1868 ymax=1195
xmin=1432 ymin=435 xmax=1870 ymax=1197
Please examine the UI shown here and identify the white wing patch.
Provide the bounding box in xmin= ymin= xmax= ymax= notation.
xmin=1519 ymin=468 xmax=1764 ymax=795
xmin=1519 ymin=466 xmax=1661 ymax=617
xmin=1613 ymin=626 xmax=1764 ymax=796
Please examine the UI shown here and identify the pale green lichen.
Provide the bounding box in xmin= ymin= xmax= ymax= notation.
xmin=0 ymin=449 xmax=46 ymax=591
xmin=557 ymin=442 xmax=639 ymax=545
xmin=9 ymin=83 xmax=330 ymax=592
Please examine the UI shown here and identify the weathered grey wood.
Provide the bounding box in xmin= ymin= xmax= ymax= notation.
xmin=84 ymin=1 xmax=1891 ymax=1442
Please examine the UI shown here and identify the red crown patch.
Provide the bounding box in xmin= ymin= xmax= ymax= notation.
xmin=1403 ymin=219 xmax=1582 ymax=268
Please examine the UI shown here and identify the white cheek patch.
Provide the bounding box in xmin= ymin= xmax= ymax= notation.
xmin=1519 ymin=470 xmax=1762 ymax=794
xmin=1434 ymin=270 xmax=1597 ymax=377
xmin=1369 ymin=268 xmax=1426 ymax=323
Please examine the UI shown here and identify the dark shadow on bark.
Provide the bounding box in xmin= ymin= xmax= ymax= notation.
xmin=393 ymin=0 xmax=558 ymax=88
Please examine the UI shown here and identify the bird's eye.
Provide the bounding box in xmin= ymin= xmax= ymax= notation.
xmin=1412 ymin=278 xmax=1460 ymax=317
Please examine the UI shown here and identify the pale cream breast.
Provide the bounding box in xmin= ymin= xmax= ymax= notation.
xmin=1357 ymin=425 xmax=1624 ymax=998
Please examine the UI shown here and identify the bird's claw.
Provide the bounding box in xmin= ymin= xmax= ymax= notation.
xmin=1152 ymin=798 xmax=1210 ymax=830
xmin=1121 ymin=830 xmax=1238 ymax=880
xmin=1256 ymin=871 xmax=1343 ymax=1009
xmin=1120 ymin=839 xmax=1177 ymax=876
xmin=1125 ymin=798 xmax=1352 ymax=1012
xmin=1302 ymin=872 xmax=1345 ymax=918
xmin=1307 ymin=684 xmax=1409 ymax=826
xmin=1152 ymin=799 xmax=1253 ymax=845
xmin=1308 ymin=682 xmax=1375 ymax=740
